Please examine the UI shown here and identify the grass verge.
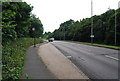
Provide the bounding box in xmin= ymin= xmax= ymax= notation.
xmin=2 ymin=38 xmax=43 ymax=80
xmin=63 ymin=40 xmax=120 ymax=50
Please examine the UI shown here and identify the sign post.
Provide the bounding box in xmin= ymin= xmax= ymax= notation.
xmin=32 ymin=28 xmax=36 ymax=47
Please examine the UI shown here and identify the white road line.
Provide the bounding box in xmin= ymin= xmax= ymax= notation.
xmin=105 ymin=55 xmax=119 ymax=61
xmin=66 ymin=56 xmax=72 ymax=59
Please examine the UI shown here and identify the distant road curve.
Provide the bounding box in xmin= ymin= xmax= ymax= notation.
xmin=51 ymin=41 xmax=119 ymax=79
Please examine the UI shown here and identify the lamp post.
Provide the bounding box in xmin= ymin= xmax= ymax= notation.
xmin=64 ymin=28 xmax=65 ymax=40
xmin=32 ymin=28 xmax=36 ymax=47
xmin=90 ymin=0 xmax=94 ymax=44
xmin=115 ymin=9 xmax=116 ymax=46
xmin=118 ymin=1 xmax=120 ymax=8
xmin=114 ymin=1 xmax=120 ymax=46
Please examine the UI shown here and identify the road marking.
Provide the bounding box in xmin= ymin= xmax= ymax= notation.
xmin=66 ymin=56 xmax=72 ymax=59
xmin=105 ymin=55 xmax=119 ymax=61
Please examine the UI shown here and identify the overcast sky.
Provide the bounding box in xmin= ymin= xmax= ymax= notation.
xmin=23 ymin=0 xmax=120 ymax=33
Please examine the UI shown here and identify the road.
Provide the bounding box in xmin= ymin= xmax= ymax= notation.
xmin=38 ymin=43 xmax=88 ymax=79
xmin=51 ymin=41 xmax=119 ymax=79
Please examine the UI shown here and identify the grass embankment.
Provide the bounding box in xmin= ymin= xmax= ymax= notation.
xmin=63 ymin=40 xmax=120 ymax=50
xmin=2 ymin=38 xmax=43 ymax=80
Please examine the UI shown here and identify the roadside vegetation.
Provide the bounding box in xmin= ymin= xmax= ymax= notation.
xmin=2 ymin=2 xmax=43 ymax=43
xmin=48 ymin=8 xmax=120 ymax=46
xmin=2 ymin=2 xmax=44 ymax=80
xmin=63 ymin=40 xmax=120 ymax=50
xmin=2 ymin=38 xmax=43 ymax=80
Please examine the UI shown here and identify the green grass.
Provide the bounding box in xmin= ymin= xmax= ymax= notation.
xmin=63 ymin=40 xmax=120 ymax=50
xmin=2 ymin=38 xmax=44 ymax=80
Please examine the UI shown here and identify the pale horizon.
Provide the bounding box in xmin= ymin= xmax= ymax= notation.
xmin=23 ymin=0 xmax=120 ymax=33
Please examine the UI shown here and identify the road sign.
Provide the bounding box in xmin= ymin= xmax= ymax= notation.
xmin=90 ymin=35 xmax=94 ymax=38
xmin=32 ymin=28 xmax=35 ymax=31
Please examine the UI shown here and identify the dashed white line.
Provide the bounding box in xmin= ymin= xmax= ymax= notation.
xmin=105 ymin=55 xmax=119 ymax=61
xmin=67 ymin=55 xmax=72 ymax=58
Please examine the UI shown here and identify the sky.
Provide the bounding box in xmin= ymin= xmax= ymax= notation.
xmin=23 ymin=0 xmax=120 ymax=33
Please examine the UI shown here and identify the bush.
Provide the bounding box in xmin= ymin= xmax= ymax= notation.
xmin=2 ymin=38 xmax=43 ymax=80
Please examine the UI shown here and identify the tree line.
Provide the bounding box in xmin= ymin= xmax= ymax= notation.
xmin=2 ymin=2 xmax=44 ymax=44
xmin=48 ymin=9 xmax=120 ymax=46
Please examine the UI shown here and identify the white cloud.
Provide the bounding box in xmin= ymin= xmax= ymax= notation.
xmin=23 ymin=0 xmax=120 ymax=32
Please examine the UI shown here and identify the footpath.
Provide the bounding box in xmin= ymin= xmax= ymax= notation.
xmin=22 ymin=44 xmax=55 ymax=79
xmin=38 ymin=43 xmax=88 ymax=79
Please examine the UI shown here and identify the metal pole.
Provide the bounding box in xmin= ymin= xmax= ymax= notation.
xmin=64 ymin=31 xmax=65 ymax=40
xmin=64 ymin=28 xmax=65 ymax=40
xmin=63 ymin=28 xmax=65 ymax=40
xmin=59 ymin=29 xmax=61 ymax=40
xmin=32 ymin=28 xmax=36 ymax=47
xmin=118 ymin=1 xmax=120 ymax=9
xmin=115 ymin=9 xmax=117 ymax=46
xmin=91 ymin=0 xmax=94 ymax=43
xmin=34 ymin=37 xmax=36 ymax=47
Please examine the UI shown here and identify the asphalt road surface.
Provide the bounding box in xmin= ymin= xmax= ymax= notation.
xmin=51 ymin=41 xmax=119 ymax=79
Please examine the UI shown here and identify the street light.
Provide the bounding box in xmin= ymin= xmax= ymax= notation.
xmin=64 ymin=28 xmax=65 ymax=40
xmin=32 ymin=28 xmax=36 ymax=47
xmin=114 ymin=1 xmax=120 ymax=46
xmin=118 ymin=1 xmax=120 ymax=8
xmin=90 ymin=0 xmax=94 ymax=44
xmin=115 ymin=9 xmax=116 ymax=46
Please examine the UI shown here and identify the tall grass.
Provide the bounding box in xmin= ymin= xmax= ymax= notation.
xmin=2 ymin=38 xmax=43 ymax=80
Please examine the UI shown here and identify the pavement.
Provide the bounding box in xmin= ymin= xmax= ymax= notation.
xmin=51 ymin=41 xmax=119 ymax=79
xmin=22 ymin=44 xmax=55 ymax=79
xmin=38 ymin=43 xmax=88 ymax=79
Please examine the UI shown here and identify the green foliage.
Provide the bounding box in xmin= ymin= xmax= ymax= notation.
xmin=2 ymin=28 xmax=17 ymax=43
xmin=2 ymin=2 xmax=44 ymax=44
xmin=2 ymin=2 xmax=44 ymax=80
xmin=29 ymin=15 xmax=44 ymax=38
xmin=14 ymin=2 xmax=33 ymax=37
xmin=2 ymin=38 xmax=43 ymax=80
xmin=50 ymin=9 xmax=120 ymax=46
xmin=42 ymin=32 xmax=52 ymax=39
xmin=2 ymin=2 xmax=17 ymax=42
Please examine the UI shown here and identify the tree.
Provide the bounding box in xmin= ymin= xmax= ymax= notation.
xmin=29 ymin=15 xmax=43 ymax=38
xmin=14 ymin=2 xmax=33 ymax=37
xmin=50 ymin=9 xmax=120 ymax=46
xmin=42 ymin=32 xmax=51 ymax=39
xmin=2 ymin=2 xmax=44 ymax=44
xmin=2 ymin=2 xmax=17 ymax=43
